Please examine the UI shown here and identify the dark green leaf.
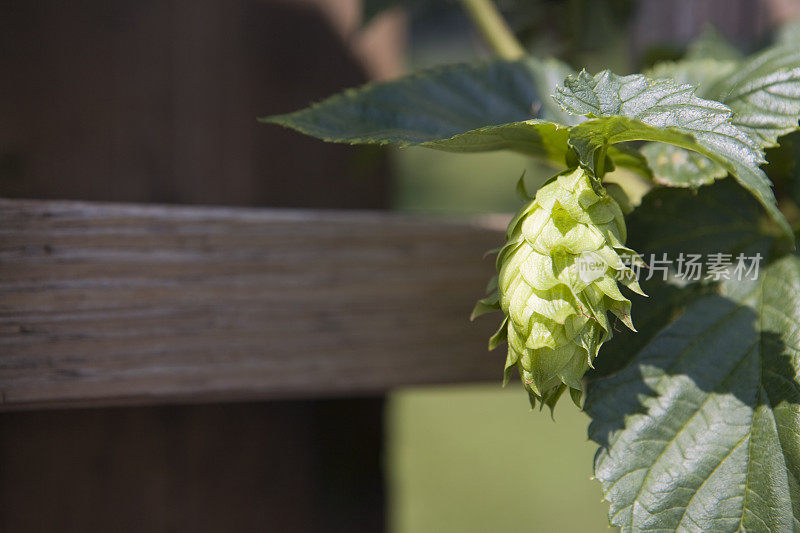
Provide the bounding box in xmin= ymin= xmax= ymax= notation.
xmin=420 ymin=120 xmax=570 ymax=164
xmin=591 ymin=178 xmax=773 ymax=379
xmin=627 ymin=178 xmax=775 ymax=259
xmin=261 ymin=58 xmax=577 ymax=146
xmin=586 ymin=255 xmax=800 ymax=531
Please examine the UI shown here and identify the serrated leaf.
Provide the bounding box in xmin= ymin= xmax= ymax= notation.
xmin=586 ymin=255 xmax=800 ymax=532
xmin=262 ymin=57 xmax=655 ymax=174
xmin=262 ymin=58 xmax=577 ymax=146
xmin=707 ymin=45 xmax=800 ymax=149
xmin=644 ymin=42 xmax=800 ymax=189
xmin=642 ymin=58 xmax=736 ymax=187
xmin=553 ymin=70 xmax=792 ymax=240
xmin=646 ymin=59 xmax=739 ymax=98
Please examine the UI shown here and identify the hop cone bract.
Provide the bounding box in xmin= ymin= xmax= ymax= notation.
xmin=474 ymin=168 xmax=645 ymax=411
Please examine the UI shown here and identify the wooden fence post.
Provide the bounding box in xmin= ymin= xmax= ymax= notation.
xmin=0 ymin=1 xmax=410 ymax=531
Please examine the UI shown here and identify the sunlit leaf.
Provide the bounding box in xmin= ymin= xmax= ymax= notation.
xmin=707 ymin=45 xmax=800 ymax=148
xmin=643 ymin=42 xmax=800 ymax=187
xmin=553 ymin=70 xmax=791 ymax=240
xmin=586 ymin=255 xmax=800 ymax=532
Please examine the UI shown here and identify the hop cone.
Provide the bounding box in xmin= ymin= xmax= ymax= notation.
xmin=473 ymin=168 xmax=645 ymax=411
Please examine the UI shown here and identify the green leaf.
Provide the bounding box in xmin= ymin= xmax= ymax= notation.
xmin=420 ymin=119 xmax=571 ymax=164
xmin=626 ymin=178 xmax=775 ymax=259
xmin=639 ymin=142 xmax=727 ymax=187
xmin=590 ymin=178 xmax=773 ymax=379
xmin=586 ymin=255 xmax=800 ymax=531
xmin=643 ymin=42 xmax=800 ymax=187
xmin=641 ymin=58 xmax=736 ymax=187
xmin=706 ymin=44 xmax=800 ymax=149
xmin=261 ymin=58 xmax=577 ymax=146
xmin=553 ymin=70 xmax=792 ymax=240
xmin=588 ymin=277 xmax=704 ymax=380
xmin=646 ymin=59 xmax=738 ymax=99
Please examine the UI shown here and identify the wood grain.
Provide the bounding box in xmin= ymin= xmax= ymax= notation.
xmin=0 ymin=199 xmax=509 ymax=409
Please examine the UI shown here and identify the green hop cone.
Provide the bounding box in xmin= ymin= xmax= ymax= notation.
xmin=473 ymin=168 xmax=645 ymax=411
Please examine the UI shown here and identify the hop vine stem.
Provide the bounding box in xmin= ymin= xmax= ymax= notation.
xmin=595 ymin=145 xmax=608 ymax=180
xmin=459 ymin=0 xmax=526 ymax=60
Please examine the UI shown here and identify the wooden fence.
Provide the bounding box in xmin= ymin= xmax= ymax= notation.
xmin=0 ymin=199 xmax=507 ymax=410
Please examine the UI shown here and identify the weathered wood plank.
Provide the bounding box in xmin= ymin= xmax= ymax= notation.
xmin=0 ymin=199 xmax=508 ymax=409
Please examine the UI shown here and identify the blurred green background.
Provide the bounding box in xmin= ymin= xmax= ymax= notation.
xmin=387 ymin=385 xmax=610 ymax=533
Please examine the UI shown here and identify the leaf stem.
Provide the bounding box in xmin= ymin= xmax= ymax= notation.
xmin=595 ymin=145 xmax=608 ymax=179
xmin=460 ymin=0 xmax=526 ymax=60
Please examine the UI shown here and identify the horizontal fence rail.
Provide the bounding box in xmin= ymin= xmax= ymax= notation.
xmin=0 ymin=200 xmax=509 ymax=409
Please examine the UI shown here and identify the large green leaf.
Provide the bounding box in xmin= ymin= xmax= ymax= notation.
xmin=419 ymin=119 xmax=570 ymax=161
xmin=654 ymin=40 xmax=800 ymax=150
xmin=261 ymin=58 xmax=577 ymax=146
xmin=626 ymin=178 xmax=775 ymax=259
xmin=640 ymin=60 xmax=734 ymax=185
xmin=553 ymin=70 xmax=792 ymax=240
xmin=707 ymin=45 xmax=800 ymax=149
xmin=646 ymin=59 xmax=738 ymax=100
xmin=586 ymin=255 xmax=800 ymax=532
xmin=588 ymin=277 xmax=705 ymax=381
xmin=590 ymin=178 xmax=774 ymax=380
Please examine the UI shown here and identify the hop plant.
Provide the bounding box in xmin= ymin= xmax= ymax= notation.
xmin=473 ymin=168 xmax=645 ymax=411
xmin=265 ymin=9 xmax=800 ymax=526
